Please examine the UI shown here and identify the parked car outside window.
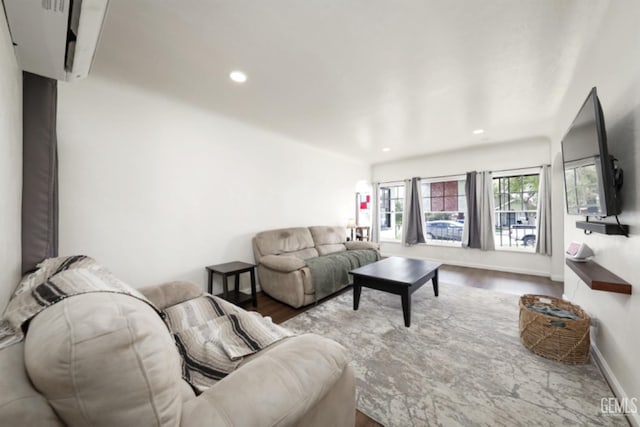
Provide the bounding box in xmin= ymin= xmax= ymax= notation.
xmin=426 ymin=220 xmax=464 ymax=241
xmin=509 ymin=224 xmax=537 ymax=247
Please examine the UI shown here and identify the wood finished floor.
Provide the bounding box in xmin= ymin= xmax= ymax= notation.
xmin=247 ymin=265 xmax=563 ymax=427
xmin=248 ymin=265 xmax=563 ymax=324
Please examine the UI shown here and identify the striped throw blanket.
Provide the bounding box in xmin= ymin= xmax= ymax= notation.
xmin=0 ymin=255 xmax=151 ymax=350
xmin=0 ymin=255 xmax=293 ymax=393
xmin=163 ymin=294 xmax=293 ymax=393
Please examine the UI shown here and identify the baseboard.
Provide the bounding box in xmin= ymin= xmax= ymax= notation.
xmin=551 ymin=274 xmax=564 ymax=282
xmin=591 ymin=344 xmax=639 ymax=426
xmin=380 ymin=251 xmax=553 ymax=279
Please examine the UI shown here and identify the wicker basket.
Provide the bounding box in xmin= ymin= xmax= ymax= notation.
xmin=519 ymin=294 xmax=591 ymax=364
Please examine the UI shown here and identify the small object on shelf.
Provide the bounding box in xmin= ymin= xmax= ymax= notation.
xmin=566 ymin=259 xmax=632 ymax=295
xmin=565 ymin=242 xmax=594 ymax=262
xmin=519 ymin=294 xmax=590 ymax=364
xmin=206 ymin=261 xmax=257 ymax=307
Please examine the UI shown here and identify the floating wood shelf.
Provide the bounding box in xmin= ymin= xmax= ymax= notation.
xmin=576 ymin=220 xmax=629 ymax=236
xmin=566 ymin=259 xmax=632 ymax=295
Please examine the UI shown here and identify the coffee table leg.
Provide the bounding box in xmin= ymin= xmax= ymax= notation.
xmin=401 ymin=290 xmax=411 ymax=327
xmin=433 ymin=268 xmax=439 ymax=297
xmin=353 ymin=282 xmax=361 ymax=310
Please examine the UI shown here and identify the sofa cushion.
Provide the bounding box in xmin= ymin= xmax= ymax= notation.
xmin=286 ymin=247 xmax=320 ymax=260
xmin=317 ymin=244 xmax=347 ymax=256
xmin=345 ymin=240 xmax=380 ymax=251
xmin=309 ymin=226 xmax=347 ymax=255
xmin=180 ymin=334 xmax=351 ymax=427
xmin=24 ymin=293 xmax=184 ymax=427
xmin=309 ymin=226 xmax=347 ymax=245
xmin=260 ymin=255 xmax=306 ymax=272
xmin=254 ymin=227 xmax=316 ymax=258
xmin=0 ymin=342 xmax=63 ymax=426
xmin=139 ymin=280 xmax=204 ymax=310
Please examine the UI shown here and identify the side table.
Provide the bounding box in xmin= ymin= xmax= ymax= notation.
xmin=206 ymin=261 xmax=257 ymax=307
xmin=355 ymin=226 xmax=370 ymax=241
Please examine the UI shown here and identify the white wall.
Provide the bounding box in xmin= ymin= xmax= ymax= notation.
xmin=552 ymin=3 xmax=640 ymax=424
xmin=57 ymin=77 xmax=369 ymax=292
xmin=0 ymin=14 xmax=22 ymax=310
xmin=372 ymin=138 xmax=558 ymax=278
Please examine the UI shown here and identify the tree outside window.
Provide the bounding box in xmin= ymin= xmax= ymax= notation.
xmin=493 ymin=174 xmax=539 ymax=250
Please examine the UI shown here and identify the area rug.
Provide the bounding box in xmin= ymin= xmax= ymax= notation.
xmin=282 ymin=283 xmax=626 ymax=426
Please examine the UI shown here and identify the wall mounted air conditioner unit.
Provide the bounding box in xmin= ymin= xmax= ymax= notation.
xmin=3 ymin=0 xmax=109 ymax=81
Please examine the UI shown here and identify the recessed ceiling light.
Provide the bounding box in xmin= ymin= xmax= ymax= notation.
xmin=473 ymin=129 xmax=485 ymax=135
xmin=382 ymin=147 xmax=391 ymax=152
xmin=229 ymin=71 xmax=247 ymax=83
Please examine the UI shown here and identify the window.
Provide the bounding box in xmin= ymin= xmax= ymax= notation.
xmin=422 ymin=178 xmax=466 ymax=246
xmin=379 ymin=184 xmax=404 ymax=241
xmin=493 ymin=174 xmax=539 ymax=251
xmin=380 ymin=188 xmax=391 ymax=229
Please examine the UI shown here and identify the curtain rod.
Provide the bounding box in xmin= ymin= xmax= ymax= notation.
xmin=492 ymin=164 xmax=551 ymax=174
xmin=376 ymin=174 xmax=460 ymax=186
xmin=374 ymin=164 xmax=551 ymax=186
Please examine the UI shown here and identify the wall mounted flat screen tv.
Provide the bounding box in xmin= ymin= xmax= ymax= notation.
xmin=561 ymin=87 xmax=621 ymax=217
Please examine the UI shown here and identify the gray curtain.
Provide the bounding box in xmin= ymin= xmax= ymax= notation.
xmin=22 ymin=72 xmax=59 ymax=273
xmin=535 ymin=165 xmax=552 ymax=255
xmin=463 ymin=172 xmax=479 ymax=248
xmin=464 ymin=171 xmax=495 ymax=250
xmin=370 ymin=182 xmax=380 ymax=243
xmin=403 ymin=177 xmax=426 ymax=245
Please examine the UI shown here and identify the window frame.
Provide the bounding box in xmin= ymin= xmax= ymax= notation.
xmin=492 ymin=170 xmax=540 ymax=251
xmin=422 ymin=176 xmax=466 ymax=246
xmin=379 ymin=187 xmax=391 ymax=230
xmin=378 ymin=182 xmax=405 ymax=242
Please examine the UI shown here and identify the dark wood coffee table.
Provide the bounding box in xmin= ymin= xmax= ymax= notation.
xmin=349 ymin=257 xmax=442 ymax=327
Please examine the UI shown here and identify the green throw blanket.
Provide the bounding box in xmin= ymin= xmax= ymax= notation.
xmin=305 ymin=249 xmax=380 ymax=302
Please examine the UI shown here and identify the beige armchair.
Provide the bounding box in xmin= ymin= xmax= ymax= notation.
xmin=0 ymin=282 xmax=356 ymax=427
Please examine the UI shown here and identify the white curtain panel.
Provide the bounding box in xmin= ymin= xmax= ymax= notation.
xmin=371 ymin=182 xmax=380 ymax=243
xmin=477 ymin=171 xmax=496 ymax=251
xmin=535 ymin=165 xmax=552 ymax=255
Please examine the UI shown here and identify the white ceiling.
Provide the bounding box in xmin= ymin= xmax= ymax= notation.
xmin=92 ymin=0 xmax=610 ymax=164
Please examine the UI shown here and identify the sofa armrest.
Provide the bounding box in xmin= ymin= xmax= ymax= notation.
xmin=180 ymin=334 xmax=353 ymax=427
xmin=138 ymin=281 xmax=204 ymax=309
xmin=345 ymin=241 xmax=380 ymax=251
xmin=260 ymin=255 xmax=306 ymax=272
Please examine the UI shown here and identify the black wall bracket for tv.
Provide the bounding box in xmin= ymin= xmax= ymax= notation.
xmin=576 ymin=220 xmax=629 ymax=236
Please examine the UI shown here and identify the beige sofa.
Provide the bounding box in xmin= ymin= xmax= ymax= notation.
xmin=0 ymin=282 xmax=356 ymax=427
xmin=253 ymin=226 xmax=379 ymax=308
